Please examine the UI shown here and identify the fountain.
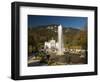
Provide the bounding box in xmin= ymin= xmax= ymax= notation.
xmin=57 ymin=24 xmax=64 ymax=55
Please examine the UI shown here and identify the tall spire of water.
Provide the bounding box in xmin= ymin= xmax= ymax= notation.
xmin=57 ymin=24 xmax=64 ymax=55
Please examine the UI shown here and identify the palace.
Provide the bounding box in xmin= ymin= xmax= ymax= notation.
xmin=44 ymin=38 xmax=59 ymax=53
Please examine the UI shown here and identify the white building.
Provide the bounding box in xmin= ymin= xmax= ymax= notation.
xmin=44 ymin=38 xmax=59 ymax=53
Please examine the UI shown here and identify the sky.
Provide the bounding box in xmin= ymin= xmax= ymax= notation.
xmin=28 ymin=15 xmax=87 ymax=29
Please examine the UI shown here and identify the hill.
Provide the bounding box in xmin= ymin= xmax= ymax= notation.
xmin=28 ymin=24 xmax=87 ymax=54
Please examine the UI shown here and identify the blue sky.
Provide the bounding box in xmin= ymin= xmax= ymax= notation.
xmin=28 ymin=15 xmax=87 ymax=29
